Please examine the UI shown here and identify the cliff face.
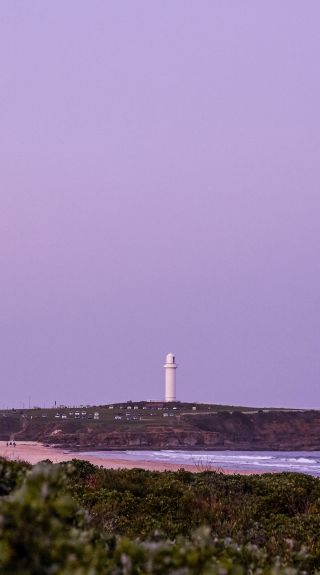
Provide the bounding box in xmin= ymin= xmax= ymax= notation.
xmin=187 ymin=411 xmax=320 ymax=450
xmin=1 ymin=410 xmax=320 ymax=450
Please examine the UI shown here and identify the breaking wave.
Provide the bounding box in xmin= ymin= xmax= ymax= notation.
xmin=81 ymin=449 xmax=320 ymax=476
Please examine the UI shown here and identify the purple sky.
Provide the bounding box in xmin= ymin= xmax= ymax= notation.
xmin=1 ymin=1 xmax=320 ymax=409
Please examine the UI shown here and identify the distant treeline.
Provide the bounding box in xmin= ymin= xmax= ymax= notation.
xmin=1 ymin=457 xmax=320 ymax=573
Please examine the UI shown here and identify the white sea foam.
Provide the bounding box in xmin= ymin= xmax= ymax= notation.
xmin=288 ymin=457 xmax=317 ymax=464
xmin=82 ymin=450 xmax=320 ymax=476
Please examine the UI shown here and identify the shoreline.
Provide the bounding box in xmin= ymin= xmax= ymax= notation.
xmin=0 ymin=441 xmax=256 ymax=474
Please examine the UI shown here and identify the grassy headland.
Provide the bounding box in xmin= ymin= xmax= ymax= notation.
xmin=1 ymin=401 xmax=319 ymax=450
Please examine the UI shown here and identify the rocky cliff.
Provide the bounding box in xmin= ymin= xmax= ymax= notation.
xmin=1 ymin=410 xmax=320 ymax=450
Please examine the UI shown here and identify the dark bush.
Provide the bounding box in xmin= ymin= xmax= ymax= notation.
xmin=1 ymin=459 xmax=320 ymax=573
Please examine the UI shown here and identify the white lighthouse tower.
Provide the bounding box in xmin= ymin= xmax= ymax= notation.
xmin=164 ymin=353 xmax=177 ymax=402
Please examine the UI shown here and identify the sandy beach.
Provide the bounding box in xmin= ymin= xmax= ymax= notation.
xmin=0 ymin=441 xmax=249 ymax=474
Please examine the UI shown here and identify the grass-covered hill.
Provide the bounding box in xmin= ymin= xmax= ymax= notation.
xmin=1 ymin=457 xmax=320 ymax=573
xmin=1 ymin=401 xmax=320 ymax=450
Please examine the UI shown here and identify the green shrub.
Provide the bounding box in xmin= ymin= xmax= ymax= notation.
xmin=0 ymin=463 xmax=107 ymax=574
xmin=0 ymin=459 xmax=320 ymax=573
xmin=0 ymin=457 xmax=30 ymax=496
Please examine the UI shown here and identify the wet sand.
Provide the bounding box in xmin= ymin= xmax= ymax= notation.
xmin=0 ymin=441 xmax=254 ymax=474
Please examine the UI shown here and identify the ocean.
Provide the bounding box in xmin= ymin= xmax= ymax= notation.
xmin=80 ymin=450 xmax=320 ymax=476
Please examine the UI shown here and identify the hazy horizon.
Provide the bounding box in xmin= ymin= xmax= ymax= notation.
xmin=1 ymin=1 xmax=320 ymax=409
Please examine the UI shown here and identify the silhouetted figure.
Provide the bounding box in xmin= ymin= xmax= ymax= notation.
xmin=13 ymin=442 xmax=16 ymax=447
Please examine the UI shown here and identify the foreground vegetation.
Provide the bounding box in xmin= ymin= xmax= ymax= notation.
xmin=1 ymin=458 xmax=320 ymax=573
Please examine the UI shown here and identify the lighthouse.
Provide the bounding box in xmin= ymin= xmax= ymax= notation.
xmin=164 ymin=353 xmax=177 ymax=402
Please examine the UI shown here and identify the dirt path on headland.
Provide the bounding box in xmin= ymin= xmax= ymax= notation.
xmin=0 ymin=441 xmax=256 ymax=474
